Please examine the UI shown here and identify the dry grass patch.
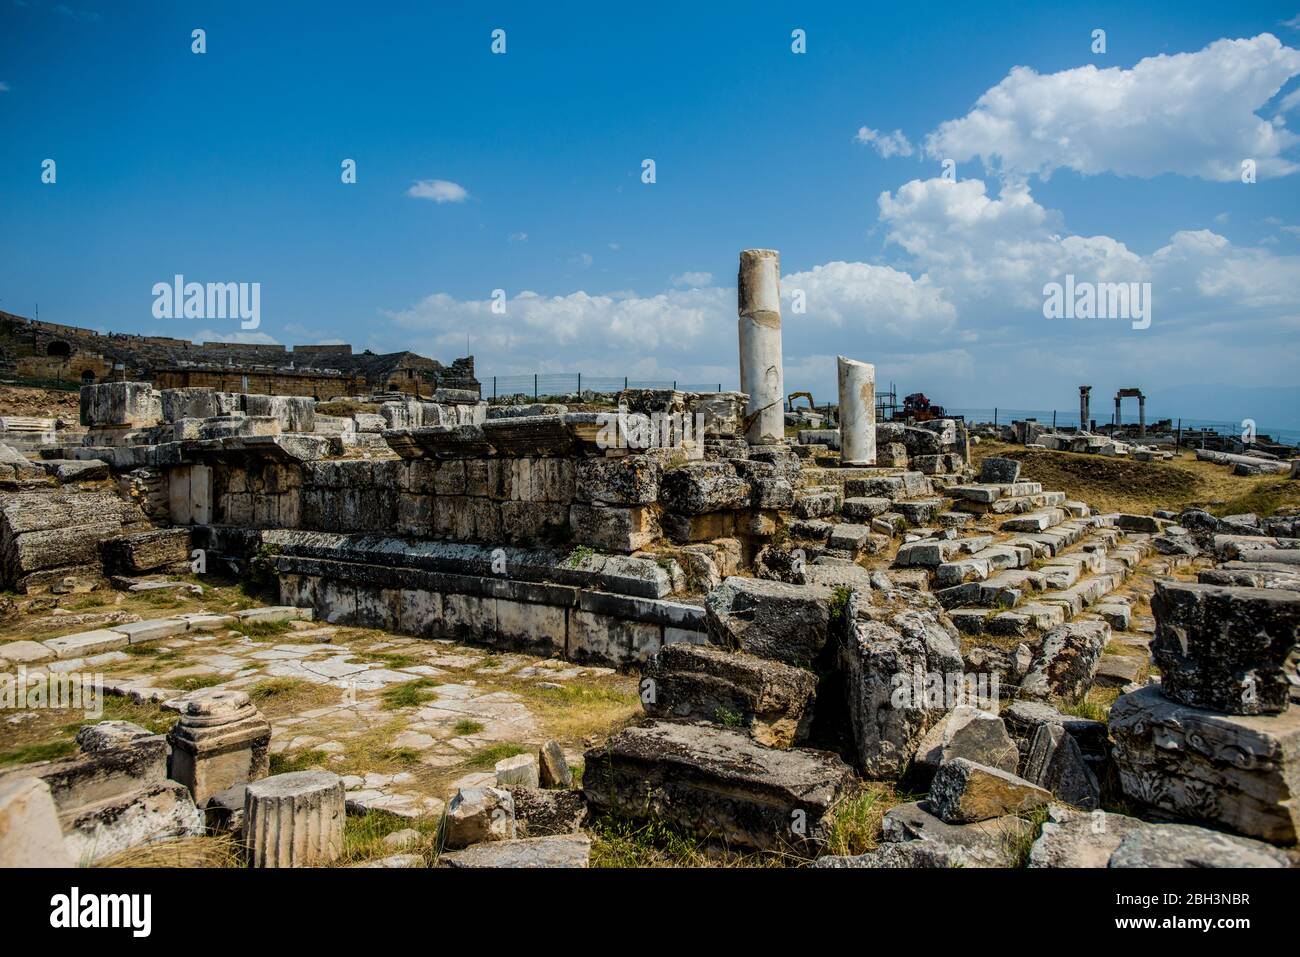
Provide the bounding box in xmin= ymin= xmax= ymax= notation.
xmin=93 ymin=833 xmax=242 ymax=868
xmin=589 ymin=812 xmax=790 ymax=868
xmin=822 ymin=781 xmax=907 ymax=858
xmin=245 ymin=676 xmax=342 ymax=718
xmin=972 ymin=441 xmax=1300 ymax=516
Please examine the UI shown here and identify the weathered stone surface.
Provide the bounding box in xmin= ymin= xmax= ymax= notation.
xmin=63 ymin=780 xmax=203 ymax=864
xmin=705 ymin=576 xmax=831 ymax=667
xmin=1023 ymin=722 xmax=1100 ymax=809
xmin=495 ymin=753 xmax=540 ymax=789
xmin=573 ymin=456 xmax=660 ymax=505
xmin=881 ymin=801 xmax=1033 ymax=867
xmin=510 ymin=786 xmax=588 ymax=837
xmin=0 ymin=489 xmax=144 ymax=591
xmin=1110 ymin=685 xmax=1300 ymax=843
xmin=582 ymin=721 xmax=853 ymax=854
xmin=80 ymin=381 xmax=161 ymax=428
xmin=1018 ymin=620 xmax=1111 ymax=700
xmin=102 ymin=527 xmax=193 ymax=574
xmin=0 ymin=776 xmax=74 ymax=868
xmin=843 ymin=598 xmax=964 ymax=779
xmin=444 ymin=785 xmax=517 ymax=848
xmin=569 ymin=503 xmax=660 ymax=553
xmin=979 ymin=457 xmax=1021 ymax=484
xmin=0 ymin=639 xmax=54 ymax=666
xmin=1028 ymin=804 xmax=1143 ymax=868
xmin=439 ymin=834 xmax=591 ymax=868
xmin=244 ymin=770 xmax=346 ymax=867
xmin=167 ymin=689 xmax=272 ymax=807
xmin=660 ymin=462 xmax=750 ymax=514
xmin=538 ymin=740 xmax=573 ymax=789
xmin=911 ymin=705 xmax=1018 ymax=785
xmin=243 ymin=394 xmax=315 ymax=433
xmin=927 ymin=758 xmax=1050 ymax=824
xmin=642 ymin=642 xmax=817 ymax=748
xmin=1029 ymin=801 xmax=1290 ymax=868
xmin=1108 ymin=822 xmax=1291 ymax=868
xmin=1151 ymin=580 xmax=1300 ymax=715
xmin=814 ymin=841 xmax=968 ymax=868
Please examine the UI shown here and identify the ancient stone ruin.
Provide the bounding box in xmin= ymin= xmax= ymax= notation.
xmin=0 ymin=248 xmax=1297 ymax=869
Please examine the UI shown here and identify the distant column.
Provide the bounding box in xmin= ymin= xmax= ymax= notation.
xmin=737 ymin=249 xmax=784 ymax=445
xmin=1139 ymin=394 xmax=1146 ymax=436
xmin=837 ymin=357 xmax=876 ymax=466
xmin=1079 ymin=386 xmax=1091 ymax=433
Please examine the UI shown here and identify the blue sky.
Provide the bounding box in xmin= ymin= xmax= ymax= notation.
xmin=2 ymin=1 xmax=1299 ymax=431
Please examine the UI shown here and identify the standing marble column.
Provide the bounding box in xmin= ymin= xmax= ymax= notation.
xmin=837 ymin=356 xmax=876 ymax=466
xmin=737 ymin=249 xmax=784 ymax=445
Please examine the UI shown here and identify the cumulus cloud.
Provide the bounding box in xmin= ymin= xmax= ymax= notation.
xmin=671 ymin=271 xmax=713 ymax=287
xmin=0 ymin=82 xmax=9 ymax=93
xmin=407 ymin=179 xmax=469 ymax=203
xmin=925 ymin=34 xmax=1300 ymax=182
xmin=855 ymin=126 xmax=914 ymax=158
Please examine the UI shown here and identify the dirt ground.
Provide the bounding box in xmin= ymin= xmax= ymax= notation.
xmin=971 ymin=440 xmax=1300 ymax=517
xmin=0 ymin=383 xmax=80 ymax=419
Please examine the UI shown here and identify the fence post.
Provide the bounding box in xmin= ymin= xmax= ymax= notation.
xmin=994 ymin=408 xmax=998 ymax=427
xmin=493 ymin=376 xmax=496 ymax=401
xmin=577 ymin=373 xmax=581 ymax=396
xmin=717 ymin=383 xmax=721 ymax=393
xmin=1052 ymin=410 xmax=1056 ymax=430
xmin=534 ymin=374 xmax=538 ymax=400
xmin=1177 ymin=418 xmax=1182 ymax=449
xmin=624 ymin=377 xmax=628 ymax=391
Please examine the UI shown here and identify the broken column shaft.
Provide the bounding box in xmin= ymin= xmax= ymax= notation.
xmin=837 ymin=356 xmax=876 ymax=465
xmin=737 ymin=249 xmax=784 ymax=445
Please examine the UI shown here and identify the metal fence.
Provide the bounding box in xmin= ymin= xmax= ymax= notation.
xmin=948 ymin=407 xmax=1300 ymax=447
xmin=477 ymin=377 xmax=1300 ymax=447
xmin=483 ymin=373 xmax=728 ymax=400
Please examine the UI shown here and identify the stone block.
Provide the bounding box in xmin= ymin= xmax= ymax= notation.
xmin=1110 ymin=685 xmax=1300 ymax=843
xmin=244 ymin=770 xmax=346 ymax=867
xmin=642 ymin=642 xmax=818 ymax=748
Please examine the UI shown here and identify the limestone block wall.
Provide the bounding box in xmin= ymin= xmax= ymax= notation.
xmin=273 ymin=547 xmax=709 ymax=667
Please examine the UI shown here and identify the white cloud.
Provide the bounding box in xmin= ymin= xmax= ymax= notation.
xmin=671 ymin=271 xmax=713 ymax=287
xmin=407 ymin=179 xmax=469 ymax=203
xmin=0 ymin=82 xmax=9 ymax=93
xmin=1284 ymin=14 xmax=1300 ymax=30
xmin=855 ymin=126 xmax=914 ymax=158
xmin=192 ymin=330 xmax=280 ymax=345
xmin=925 ymin=34 xmax=1300 ymax=182
xmin=508 ymin=232 xmax=528 ymax=242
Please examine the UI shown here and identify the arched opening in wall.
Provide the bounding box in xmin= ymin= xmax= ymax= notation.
xmin=80 ymin=370 xmax=96 ymax=385
xmin=46 ymin=341 xmax=71 ymax=358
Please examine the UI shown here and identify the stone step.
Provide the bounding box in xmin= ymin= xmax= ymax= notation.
xmin=894 ymin=497 xmax=948 ymax=526
xmin=951 ymin=490 xmax=1067 ymax=516
xmin=949 ymin=532 xmax=1148 ymax=633
xmin=934 ymin=542 xmax=1034 ymax=586
xmin=894 ymin=535 xmax=994 ymax=568
xmin=841 ymin=496 xmax=892 ymax=522
xmin=1001 ymin=508 xmax=1068 ymax=533
xmin=843 ymin=472 xmax=933 ymax=501
xmin=948 ymin=482 xmax=1044 ymax=504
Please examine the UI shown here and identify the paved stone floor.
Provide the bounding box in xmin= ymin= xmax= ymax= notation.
xmin=3 ymin=609 xmax=641 ymax=831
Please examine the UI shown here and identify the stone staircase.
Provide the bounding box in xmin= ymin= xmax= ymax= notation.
xmin=794 ymin=462 xmax=1169 ymax=641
